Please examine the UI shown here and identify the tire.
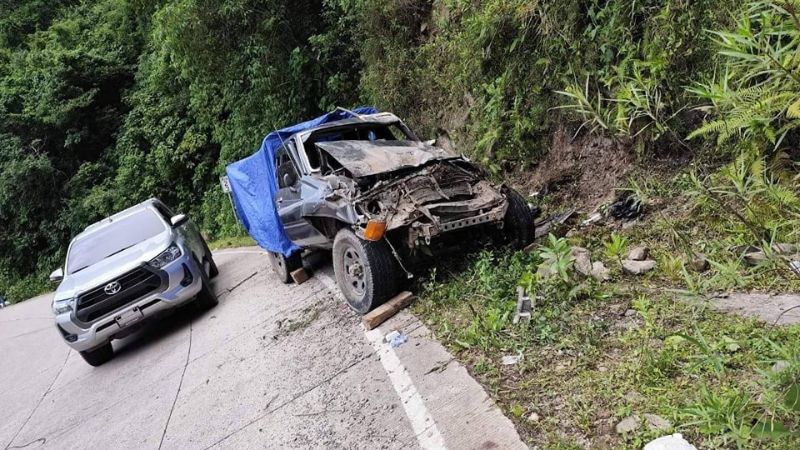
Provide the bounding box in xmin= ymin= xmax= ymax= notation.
xmin=332 ymin=229 xmax=399 ymax=314
xmin=267 ymin=251 xmax=302 ymax=284
xmin=80 ymin=342 xmax=113 ymax=367
xmin=196 ymin=257 xmax=219 ymax=310
xmin=502 ymin=187 xmax=535 ymax=249
xmin=201 ymin=240 xmax=219 ymax=278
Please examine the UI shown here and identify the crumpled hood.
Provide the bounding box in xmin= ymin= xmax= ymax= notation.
xmin=53 ymin=231 xmax=172 ymax=301
xmin=315 ymin=140 xmax=454 ymax=177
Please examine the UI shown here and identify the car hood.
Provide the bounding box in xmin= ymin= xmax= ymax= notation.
xmin=54 ymin=231 xmax=172 ymax=301
xmin=315 ymin=140 xmax=455 ymax=177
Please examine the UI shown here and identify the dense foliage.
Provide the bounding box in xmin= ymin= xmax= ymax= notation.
xmin=1 ymin=0 xmax=796 ymax=302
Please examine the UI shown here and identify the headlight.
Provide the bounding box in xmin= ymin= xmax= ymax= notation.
xmin=149 ymin=244 xmax=182 ymax=269
xmin=53 ymin=298 xmax=73 ymax=315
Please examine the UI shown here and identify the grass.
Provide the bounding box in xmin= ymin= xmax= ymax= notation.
xmin=207 ymin=234 xmax=257 ymax=250
xmin=412 ymin=157 xmax=800 ymax=449
xmin=414 ymin=248 xmax=800 ymax=449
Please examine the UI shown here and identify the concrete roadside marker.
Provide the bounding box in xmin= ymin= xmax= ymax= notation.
xmin=362 ymin=291 xmax=415 ymax=330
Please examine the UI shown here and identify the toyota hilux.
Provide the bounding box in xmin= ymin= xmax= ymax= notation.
xmin=49 ymin=199 xmax=218 ymax=366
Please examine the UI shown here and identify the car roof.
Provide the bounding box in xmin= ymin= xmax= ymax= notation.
xmin=75 ymin=198 xmax=164 ymax=240
xmin=294 ymin=112 xmax=402 ymax=139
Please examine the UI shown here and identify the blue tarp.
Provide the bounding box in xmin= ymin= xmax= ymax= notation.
xmin=226 ymin=107 xmax=378 ymax=256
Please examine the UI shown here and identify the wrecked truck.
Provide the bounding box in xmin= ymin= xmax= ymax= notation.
xmin=227 ymin=109 xmax=537 ymax=313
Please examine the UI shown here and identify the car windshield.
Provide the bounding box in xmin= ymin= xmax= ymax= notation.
xmin=303 ymin=123 xmax=416 ymax=170
xmin=66 ymin=208 xmax=167 ymax=274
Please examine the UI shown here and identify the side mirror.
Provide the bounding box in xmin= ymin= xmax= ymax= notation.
xmin=170 ymin=214 xmax=188 ymax=227
xmin=49 ymin=268 xmax=64 ymax=282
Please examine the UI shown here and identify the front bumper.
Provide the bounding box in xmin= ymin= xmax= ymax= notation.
xmin=55 ymin=255 xmax=204 ymax=352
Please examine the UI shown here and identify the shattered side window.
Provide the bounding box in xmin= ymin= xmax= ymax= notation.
xmin=275 ymin=146 xmax=299 ymax=189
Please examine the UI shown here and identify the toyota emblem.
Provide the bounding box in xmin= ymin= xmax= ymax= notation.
xmin=104 ymin=281 xmax=122 ymax=296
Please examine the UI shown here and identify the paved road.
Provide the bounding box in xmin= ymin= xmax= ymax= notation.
xmin=0 ymin=248 xmax=525 ymax=450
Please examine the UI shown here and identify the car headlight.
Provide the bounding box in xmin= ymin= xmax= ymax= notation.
xmin=149 ymin=244 xmax=182 ymax=269
xmin=53 ymin=298 xmax=73 ymax=315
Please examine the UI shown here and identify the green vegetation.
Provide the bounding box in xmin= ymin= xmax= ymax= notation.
xmin=1 ymin=0 xmax=798 ymax=447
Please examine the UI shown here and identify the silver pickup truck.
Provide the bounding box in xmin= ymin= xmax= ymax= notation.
xmin=49 ymin=199 xmax=218 ymax=366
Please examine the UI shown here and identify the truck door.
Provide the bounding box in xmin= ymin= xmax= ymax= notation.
xmin=274 ymin=145 xmax=310 ymax=244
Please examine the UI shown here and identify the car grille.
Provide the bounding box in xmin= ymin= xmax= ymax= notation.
xmin=76 ymin=267 xmax=163 ymax=323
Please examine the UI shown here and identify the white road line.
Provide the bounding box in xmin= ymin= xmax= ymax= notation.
xmin=315 ymin=271 xmax=447 ymax=450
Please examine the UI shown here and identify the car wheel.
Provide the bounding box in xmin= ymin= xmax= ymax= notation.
xmin=332 ymin=229 xmax=399 ymax=314
xmin=201 ymin=240 xmax=219 ymax=278
xmin=502 ymin=187 xmax=535 ymax=249
xmin=196 ymin=258 xmax=219 ymax=309
xmin=267 ymin=251 xmax=302 ymax=284
xmin=79 ymin=342 xmax=113 ymax=367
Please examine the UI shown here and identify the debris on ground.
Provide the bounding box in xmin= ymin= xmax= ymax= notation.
xmin=609 ymin=193 xmax=643 ymax=220
xmin=643 ymin=433 xmax=698 ymax=450
xmin=628 ymin=246 xmax=649 ymax=261
xmin=529 ymin=209 xmax=577 ymax=247
xmin=622 ymin=259 xmax=656 ymax=275
xmin=384 ymin=330 xmax=401 ymax=343
xmin=527 ymin=412 xmax=540 ymax=423
xmin=581 ymin=212 xmax=603 ymax=227
xmin=502 ymin=354 xmax=522 ymax=365
xmin=513 ymin=287 xmax=532 ymax=324
xmin=389 ymin=332 xmax=409 ymax=348
xmin=790 ymin=260 xmax=800 ymax=277
xmin=772 ymin=360 xmax=790 ymax=373
xmin=362 ymin=291 xmax=416 ymax=330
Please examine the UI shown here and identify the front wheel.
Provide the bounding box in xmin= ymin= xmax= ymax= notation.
xmin=80 ymin=342 xmax=114 ymax=367
xmin=502 ymin=187 xmax=535 ymax=249
xmin=332 ymin=229 xmax=399 ymax=314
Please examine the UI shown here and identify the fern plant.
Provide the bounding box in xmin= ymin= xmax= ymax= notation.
xmin=688 ymin=0 xmax=800 ymax=148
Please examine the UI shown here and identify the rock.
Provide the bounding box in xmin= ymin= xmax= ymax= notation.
xmin=643 ymin=433 xmax=698 ymax=450
xmin=790 ymin=260 xmax=800 ymax=277
xmin=622 ymin=259 xmax=656 ymax=275
xmin=571 ymin=246 xmax=593 ymax=277
xmin=629 ymin=246 xmax=650 ymax=261
xmin=527 ymin=412 xmax=540 ymax=423
xmin=644 ymin=413 xmax=672 ymax=431
xmin=624 ymin=391 xmax=643 ymax=402
xmin=744 ymin=251 xmax=767 ymax=266
xmin=689 ymin=253 xmax=709 ymax=272
xmin=624 ymin=309 xmax=637 ymax=317
xmin=772 ymin=360 xmax=790 ymax=373
xmin=591 ymin=261 xmax=611 ymax=281
xmin=615 ymin=415 xmax=641 ymax=434
xmin=502 ymin=355 xmax=522 ymax=365
xmin=772 ymin=243 xmax=798 ymax=255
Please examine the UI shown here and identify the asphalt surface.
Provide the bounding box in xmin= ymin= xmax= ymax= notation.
xmin=0 ymin=248 xmax=526 ymax=450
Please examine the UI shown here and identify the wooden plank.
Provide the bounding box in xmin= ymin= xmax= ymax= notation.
xmin=290 ymin=268 xmax=310 ymax=285
xmin=362 ymin=291 xmax=415 ymax=330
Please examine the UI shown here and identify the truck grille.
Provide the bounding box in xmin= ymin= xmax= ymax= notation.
xmin=76 ymin=267 xmax=163 ymax=323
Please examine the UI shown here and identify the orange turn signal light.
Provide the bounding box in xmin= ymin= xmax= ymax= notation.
xmin=364 ymin=220 xmax=387 ymax=241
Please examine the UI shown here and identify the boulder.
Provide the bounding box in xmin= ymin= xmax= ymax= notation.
xmin=615 ymin=415 xmax=641 ymax=434
xmin=629 ymin=246 xmax=650 ymax=261
xmin=744 ymin=251 xmax=767 ymax=266
xmin=591 ymin=261 xmax=611 ymax=281
xmin=644 ymin=413 xmax=672 ymax=431
xmin=571 ymin=246 xmax=593 ymax=277
xmin=622 ymin=259 xmax=656 ymax=275
xmin=644 ymin=434 xmax=697 ymax=450
xmin=689 ymin=253 xmax=709 ymax=272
